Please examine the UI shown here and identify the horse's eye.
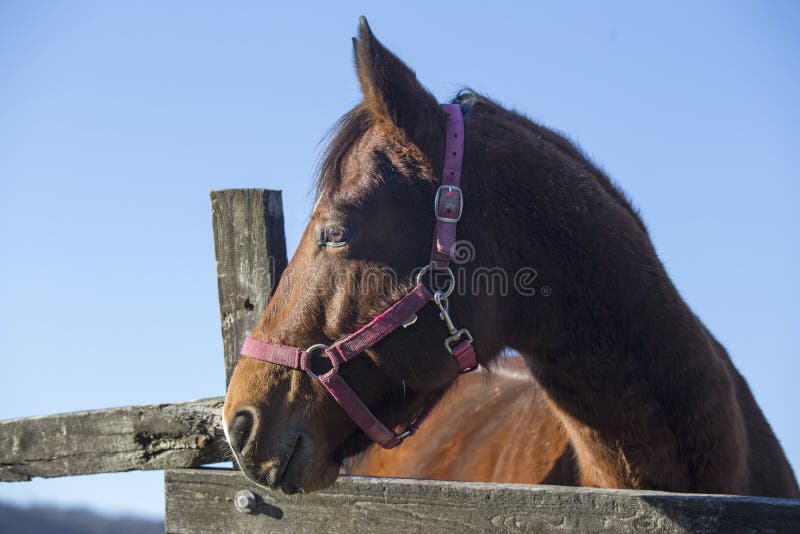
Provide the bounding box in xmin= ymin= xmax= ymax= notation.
xmin=321 ymin=225 xmax=348 ymax=247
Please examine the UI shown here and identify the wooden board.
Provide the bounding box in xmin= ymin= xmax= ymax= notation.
xmin=164 ymin=468 xmax=800 ymax=533
xmin=211 ymin=189 xmax=288 ymax=387
xmin=0 ymin=398 xmax=228 ymax=482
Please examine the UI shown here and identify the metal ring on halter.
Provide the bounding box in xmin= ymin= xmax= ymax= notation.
xmin=415 ymin=265 xmax=455 ymax=299
xmin=305 ymin=343 xmax=337 ymax=379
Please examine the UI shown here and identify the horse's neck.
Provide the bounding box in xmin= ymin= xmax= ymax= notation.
xmin=461 ymin=130 xmax=748 ymax=493
xmin=517 ymin=285 xmax=746 ymax=493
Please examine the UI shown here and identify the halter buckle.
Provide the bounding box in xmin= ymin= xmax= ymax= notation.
xmin=435 ymin=185 xmax=463 ymax=223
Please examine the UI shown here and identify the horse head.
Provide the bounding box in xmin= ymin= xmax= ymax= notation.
xmin=223 ymin=18 xmax=492 ymax=494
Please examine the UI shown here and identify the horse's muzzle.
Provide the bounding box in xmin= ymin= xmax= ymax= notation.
xmin=226 ymin=407 xmax=338 ymax=494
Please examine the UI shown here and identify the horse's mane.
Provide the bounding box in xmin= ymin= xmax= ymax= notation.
xmin=453 ymin=91 xmax=648 ymax=234
xmin=317 ymin=92 xmax=646 ymax=233
xmin=316 ymin=104 xmax=374 ymax=198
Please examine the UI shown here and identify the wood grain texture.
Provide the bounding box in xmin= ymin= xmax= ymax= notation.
xmin=0 ymin=398 xmax=228 ymax=482
xmin=164 ymin=469 xmax=800 ymax=533
xmin=211 ymin=189 xmax=288 ymax=387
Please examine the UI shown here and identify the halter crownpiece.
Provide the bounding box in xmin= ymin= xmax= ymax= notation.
xmin=240 ymin=103 xmax=477 ymax=448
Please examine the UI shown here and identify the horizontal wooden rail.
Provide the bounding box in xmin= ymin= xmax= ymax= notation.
xmin=165 ymin=468 xmax=800 ymax=533
xmin=0 ymin=398 xmax=228 ymax=482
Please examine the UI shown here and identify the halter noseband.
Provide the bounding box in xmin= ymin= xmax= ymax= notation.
xmin=240 ymin=104 xmax=477 ymax=448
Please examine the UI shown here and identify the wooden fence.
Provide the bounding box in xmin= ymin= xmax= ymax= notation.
xmin=1 ymin=189 xmax=798 ymax=533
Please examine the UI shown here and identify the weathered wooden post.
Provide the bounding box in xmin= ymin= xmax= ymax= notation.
xmin=210 ymin=189 xmax=288 ymax=387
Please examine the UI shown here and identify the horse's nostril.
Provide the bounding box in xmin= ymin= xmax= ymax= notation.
xmin=230 ymin=410 xmax=256 ymax=454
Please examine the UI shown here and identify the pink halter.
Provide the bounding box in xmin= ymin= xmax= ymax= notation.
xmin=240 ymin=104 xmax=477 ymax=448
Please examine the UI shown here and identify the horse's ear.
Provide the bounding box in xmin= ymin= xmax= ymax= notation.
xmin=353 ymin=17 xmax=444 ymax=156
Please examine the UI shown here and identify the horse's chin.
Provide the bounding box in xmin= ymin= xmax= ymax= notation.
xmin=239 ymin=449 xmax=340 ymax=495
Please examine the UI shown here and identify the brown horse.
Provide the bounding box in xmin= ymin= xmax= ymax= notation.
xmin=345 ymin=356 xmax=577 ymax=485
xmin=224 ymin=18 xmax=799 ymax=498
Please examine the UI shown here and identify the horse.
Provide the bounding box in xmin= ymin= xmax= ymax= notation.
xmin=344 ymin=356 xmax=577 ymax=485
xmin=223 ymin=17 xmax=799 ymax=498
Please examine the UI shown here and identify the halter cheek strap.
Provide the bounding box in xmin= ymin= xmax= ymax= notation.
xmin=239 ymin=104 xmax=478 ymax=449
xmin=431 ymin=103 xmax=465 ymax=269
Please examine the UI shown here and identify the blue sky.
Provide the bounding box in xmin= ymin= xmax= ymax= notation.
xmin=1 ymin=1 xmax=798 ymax=519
